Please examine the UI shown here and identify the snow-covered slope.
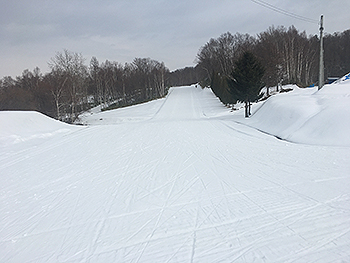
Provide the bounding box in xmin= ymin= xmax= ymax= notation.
xmin=1 ymin=85 xmax=350 ymax=262
xmin=0 ymin=111 xmax=76 ymax=142
xmin=244 ymin=73 xmax=350 ymax=146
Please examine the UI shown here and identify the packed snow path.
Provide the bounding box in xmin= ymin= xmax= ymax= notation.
xmin=1 ymin=86 xmax=350 ymax=262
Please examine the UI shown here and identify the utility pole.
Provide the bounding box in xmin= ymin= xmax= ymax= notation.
xmin=318 ymin=15 xmax=324 ymax=90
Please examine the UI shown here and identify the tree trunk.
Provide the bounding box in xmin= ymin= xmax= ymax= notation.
xmin=245 ymin=101 xmax=249 ymax=118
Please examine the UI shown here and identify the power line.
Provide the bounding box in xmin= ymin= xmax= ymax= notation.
xmin=251 ymin=0 xmax=319 ymax=24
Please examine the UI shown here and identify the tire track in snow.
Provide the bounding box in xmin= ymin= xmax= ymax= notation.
xmin=131 ymin=141 xmax=189 ymax=261
xmin=0 ymin=126 xmax=87 ymax=170
xmin=213 ymin=200 xmax=345 ymax=262
xmin=165 ymin=120 xmax=345 ymax=261
xmin=286 ymin=226 xmax=350 ymax=262
xmin=3 ymin=86 xmax=350 ymax=262
xmin=135 ymin=170 xmax=179 ymax=263
xmin=128 ymin=127 xmax=206 ymax=261
xmin=190 ymin=203 xmax=200 ymax=263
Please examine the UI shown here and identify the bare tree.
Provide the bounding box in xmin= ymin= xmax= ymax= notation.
xmin=48 ymin=49 xmax=87 ymax=122
xmin=196 ymin=32 xmax=255 ymax=86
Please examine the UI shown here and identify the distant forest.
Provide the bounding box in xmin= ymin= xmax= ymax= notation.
xmin=186 ymin=26 xmax=350 ymax=88
xmin=1 ymin=26 xmax=349 ymax=122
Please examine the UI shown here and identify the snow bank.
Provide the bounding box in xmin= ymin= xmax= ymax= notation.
xmin=77 ymin=97 xmax=167 ymax=125
xmin=245 ymin=73 xmax=350 ymax=146
xmin=0 ymin=111 xmax=80 ymax=147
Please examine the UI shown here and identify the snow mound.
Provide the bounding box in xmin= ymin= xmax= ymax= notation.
xmin=245 ymin=73 xmax=350 ymax=146
xmin=0 ymin=111 xmax=80 ymax=146
xmin=332 ymin=72 xmax=350 ymax=85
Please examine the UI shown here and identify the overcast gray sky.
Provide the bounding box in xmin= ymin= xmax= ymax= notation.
xmin=1 ymin=0 xmax=349 ymax=78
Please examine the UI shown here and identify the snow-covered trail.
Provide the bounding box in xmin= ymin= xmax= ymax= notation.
xmin=1 ymin=86 xmax=350 ymax=262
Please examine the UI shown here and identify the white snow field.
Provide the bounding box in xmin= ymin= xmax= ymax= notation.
xmin=1 ymin=82 xmax=350 ymax=262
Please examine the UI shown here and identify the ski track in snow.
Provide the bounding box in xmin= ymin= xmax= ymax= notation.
xmin=1 ymin=86 xmax=350 ymax=262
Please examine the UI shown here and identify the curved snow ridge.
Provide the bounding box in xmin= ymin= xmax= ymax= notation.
xmin=317 ymin=74 xmax=350 ymax=97
xmin=8 ymin=129 xmax=72 ymax=144
xmin=249 ymin=95 xmax=321 ymax=139
xmin=331 ymin=72 xmax=350 ymax=85
xmin=245 ymin=78 xmax=350 ymax=146
xmin=0 ymin=111 xmax=80 ymax=146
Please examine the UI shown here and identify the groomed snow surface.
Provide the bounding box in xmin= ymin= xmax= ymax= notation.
xmin=1 ymin=76 xmax=350 ymax=262
xmin=245 ymin=74 xmax=350 ymax=147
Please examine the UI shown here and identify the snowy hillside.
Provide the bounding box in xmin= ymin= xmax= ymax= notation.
xmin=243 ymin=73 xmax=350 ymax=146
xmin=1 ymin=85 xmax=350 ymax=262
xmin=0 ymin=111 xmax=81 ymax=159
xmin=0 ymin=111 xmax=78 ymax=144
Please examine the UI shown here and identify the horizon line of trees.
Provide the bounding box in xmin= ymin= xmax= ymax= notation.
xmin=198 ymin=26 xmax=350 ymax=87
xmin=192 ymin=26 xmax=350 ymax=107
xmin=176 ymin=26 xmax=350 ymax=91
xmin=0 ymin=50 xmax=170 ymax=123
xmin=1 ymin=26 xmax=349 ymax=122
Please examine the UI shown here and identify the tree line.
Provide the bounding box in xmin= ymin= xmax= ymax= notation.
xmin=1 ymin=26 xmax=349 ymax=122
xmin=197 ymin=26 xmax=350 ymax=88
xmin=0 ymin=50 xmax=169 ymax=123
xmin=195 ymin=26 xmax=350 ymax=108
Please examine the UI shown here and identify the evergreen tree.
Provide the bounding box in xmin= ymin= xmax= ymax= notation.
xmin=210 ymin=71 xmax=236 ymax=105
xmin=228 ymin=52 xmax=265 ymax=117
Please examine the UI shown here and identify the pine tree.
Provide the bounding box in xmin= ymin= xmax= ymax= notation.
xmin=228 ymin=52 xmax=265 ymax=117
xmin=210 ymin=71 xmax=236 ymax=105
